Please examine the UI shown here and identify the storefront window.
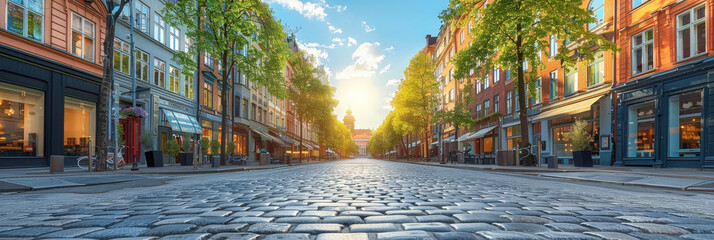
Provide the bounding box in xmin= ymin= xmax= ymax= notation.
xmin=233 ymin=134 xmax=247 ymax=155
xmin=668 ymin=90 xmax=702 ymax=157
xmin=0 ymin=83 xmax=44 ymax=157
xmin=483 ymin=137 xmax=493 ymax=154
xmin=627 ymin=100 xmax=655 ymax=158
xmin=506 ymin=126 xmax=521 ymax=150
xmin=64 ymin=97 xmax=95 ymax=156
xmin=553 ymin=125 xmax=573 ymax=158
xmin=201 ymin=120 xmax=212 ymax=141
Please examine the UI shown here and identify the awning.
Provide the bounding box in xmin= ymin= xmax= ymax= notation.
xmin=162 ymin=109 xmax=201 ymax=134
xmin=444 ymin=135 xmax=456 ymax=142
xmin=531 ymin=96 xmax=603 ymax=122
xmin=466 ymin=125 xmax=498 ymax=141
xmin=253 ymin=130 xmax=284 ymax=145
xmin=457 ymin=132 xmax=476 ymax=142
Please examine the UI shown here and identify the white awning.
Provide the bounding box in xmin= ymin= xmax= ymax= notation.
xmin=457 ymin=131 xmax=476 ymax=142
xmin=253 ymin=130 xmax=284 ymax=145
xmin=531 ymin=96 xmax=603 ymax=122
xmin=466 ymin=125 xmax=499 ymax=141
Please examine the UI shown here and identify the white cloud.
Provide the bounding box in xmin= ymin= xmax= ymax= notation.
xmin=336 ymin=5 xmax=347 ymax=12
xmin=361 ymin=21 xmax=375 ymax=32
xmin=328 ymin=25 xmax=342 ymax=34
xmin=264 ymin=0 xmax=327 ymax=21
xmin=347 ymin=37 xmax=357 ymax=47
xmin=379 ymin=64 xmax=391 ymax=74
xmin=332 ymin=37 xmax=344 ymax=46
xmin=336 ymin=42 xmax=385 ymax=80
xmin=385 ymin=78 xmax=400 ymax=86
xmin=297 ymin=41 xmax=329 ymax=66
xmin=385 ymin=46 xmax=394 ymax=51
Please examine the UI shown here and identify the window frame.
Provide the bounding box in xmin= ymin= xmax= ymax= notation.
xmin=549 ymin=35 xmax=557 ymax=57
xmin=135 ymin=49 xmax=149 ymax=82
xmin=153 ymin=13 xmax=165 ymax=44
xmin=588 ymin=0 xmax=605 ymax=30
xmin=631 ymin=28 xmax=654 ymax=76
xmin=113 ymin=38 xmax=130 ymax=74
xmin=588 ymin=53 xmax=605 ymax=87
xmin=564 ymin=68 xmax=577 ymax=96
xmin=169 ymin=65 xmax=180 ymax=94
xmin=153 ymin=58 xmax=166 ymax=88
xmin=549 ymin=70 xmax=558 ymax=100
xmin=169 ymin=26 xmax=180 ymax=51
xmin=71 ymin=13 xmax=95 ymax=62
xmin=6 ymin=0 xmax=44 ymax=41
xmin=676 ymin=4 xmax=707 ymax=61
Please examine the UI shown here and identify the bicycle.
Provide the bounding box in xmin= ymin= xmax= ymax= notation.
xmin=226 ymin=155 xmax=248 ymax=165
xmin=77 ymin=145 xmax=127 ymax=171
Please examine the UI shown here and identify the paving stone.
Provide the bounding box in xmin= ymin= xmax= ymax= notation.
xmin=377 ymin=230 xmax=434 ymax=240
xmin=293 ymin=224 xmax=343 ymax=234
xmin=672 ymin=224 xmax=714 ymax=234
xmin=615 ymin=216 xmax=672 ymax=223
xmin=424 ymin=210 xmax=465 ymax=215
xmin=229 ymin=211 xmax=264 ymax=217
xmin=577 ymin=216 xmax=622 ymax=223
xmin=315 ymin=233 xmax=369 ymax=240
xmin=39 ymin=227 xmax=104 ymax=238
xmin=301 ymin=211 xmax=337 ymax=217
xmin=494 ymin=223 xmax=552 ymax=233
xmin=535 ymin=232 xmax=599 ymax=240
xmin=502 ymin=215 xmax=551 ymax=224
xmin=583 ymin=231 xmax=639 ymax=240
xmin=450 ymin=223 xmax=499 ymax=232
xmin=323 ymin=216 xmax=364 ymax=224
xmin=230 ymin=217 xmax=274 ymax=223
xmin=364 ymin=215 xmax=413 ymax=223
xmin=454 ymin=214 xmax=510 ymax=223
xmin=681 ymin=234 xmax=714 ymax=240
xmin=64 ymin=219 xmax=121 ymax=228
xmin=505 ymin=210 xmax=544 ymax=216
xmin=153 ymin=218 xmax=196 ymax=225
xmin=0 ymin=227 xmax=62 ymax=237
xmin=113 ymin=216 xmax=161 ymax=227
xmin=476 ymin=231 xmax=544 ymax=240
xmin=199 ymin=211 xmax=232 ymax=217
xmin=84 ymin=227 xmax=148 ymax=238
xmin=385 ymin=210 xmax=426 ymax=216
xmin=628 ymin=232 xmax=682 ymax=240
xmin=340 ymin=211 xmax=383 ymax=217
xmin=623 ymin=223 xmax=690 ymax=235
xmin=545 ymin=223 xmax=591 ymax=232
xmin=195 ymin=223 xmax=248 ymax=233
xmin=349 ymin=223 xmax=398 ymax=232
xmin=402 ymin=222 xmax=452 ymax=232
xmin=275 ymin=216 xmax=322 ymax=223
xmin=0 ymin=227 xmax=19 ymax=233
xmin=433 ymin=232 xmax=482 ymax=240
xmin=542 ymin=216 xmax=585 ymax=223
xmin=189 ymin=217 xmax=232 ymax=225
xmin=415 ymin=215 xmax=456 ymax=223
xmin=142 ymin=224 xmax=197 ymax=236
xmin=581 ymin=222 xmax=639 ymax=233
xmin=246 ymin=223 xmax=291 ymax=233
xmin=159 ymin=233 xmax=212 ymax=240
xmin=263 ymin=210 xmax=300 ymax=217
xmin=209 ymin=232 xmax=260 ymax=240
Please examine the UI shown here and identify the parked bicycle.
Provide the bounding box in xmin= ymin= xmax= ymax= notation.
xmin=77 ymin=145 xmax=127 ymax=171
xmin=226 ymin=155 xmax=248 ymax=165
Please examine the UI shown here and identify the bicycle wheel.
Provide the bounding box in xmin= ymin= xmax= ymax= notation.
xmin=117 ymin=158 xmax=126 ymax=169
xmin=77 ymin=156 xmax=89 ymax=170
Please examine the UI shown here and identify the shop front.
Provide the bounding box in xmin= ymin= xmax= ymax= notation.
xmin=233 ymin=125 xmax=249 ymax=156
xmin=1 ymin=46 xmax=102 ymax=168
xmin=615 ymin=56 xmax=714 ymax=168
xmin=159 ymin=108 xmax=201 ymax=164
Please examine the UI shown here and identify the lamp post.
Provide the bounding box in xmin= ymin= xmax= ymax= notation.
xmin=129 ymin=0 xmax=139 ymax=171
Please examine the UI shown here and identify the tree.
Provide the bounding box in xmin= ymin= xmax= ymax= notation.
xmin=443 ymin=0 xmax=617 ymax=152
xmin=288 ymin=51 xmax=334 ymax=163
xmin=368 ymin=111 xmax=401 ymax=158
xmin=96 ymin=0 xmax=131 ymax=171
xmin=392 ymin=52 xmax=439 ymax=160
xmin=163 ymin=0 xmax=288 ymax=165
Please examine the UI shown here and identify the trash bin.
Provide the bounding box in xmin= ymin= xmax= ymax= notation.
xmin=260 ymin=153 xmax=269 ymax=165
xmin=50 ymin=155 xmax=64 ymax=173
xmin=211 ymin=156 xmax=220 ymax=168
xmin=547 ymin=156 xmax=558 ymax=168
xmin=497 ymin=150 xmax=516 ymax=166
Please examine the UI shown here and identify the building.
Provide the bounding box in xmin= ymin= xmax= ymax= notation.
xmin=113 ymin=1 xmax=199 ymax=165
xmin=1 ymin=0 xmax=107 ymax=167
xmin=343 ymin=107 xmax=371 ymax=156
xmin=613 ymin=0 xmax=714 ymax=168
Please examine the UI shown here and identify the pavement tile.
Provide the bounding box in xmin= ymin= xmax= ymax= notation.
xmin=349 ymin=223 xmax=398 ymax=232
xmin=494 ymin=223 xmax=552 ymax=233
xmin=39 ymin=227 xmax=104 ymax=238
xmin=535 ymin=232 xmax=599 ymax=240
xmin=627 ymin=232 xmax=682 ymax=240
xmin=402 ymin=222 xmax=452 ymax=232
xmin=0 ymin=227 xmax=62 ymax=237
xmin=292 ymin=224 xmax=343 ymax=234
xmin=84 ymin=227 xmax=148 ymax=238
xmin=583 ymin=231 xmax=639 ymax=240
xmin=454 ymin=214 xmax=510 ymax=223
xmin=275 ymin=216 xmax=322 ymax=223
xmin=230 ymin=217 xmax=274 ymax=223
xmin=581 ymin=222 xmax=639 ymax=233
xmin=501 ymin=215 xmax=551 ymax=224
xmin=672 ymin=224 xmax=714 ymax=234
xmin=316 ymin=233 xmax=369 ymax=240
xmin=475 ymin=230 xmax=545 ymax=240
xmin=433 ymin=232 xmax=483 ymax=240
xmin=228 ymin=211 xmax=264 ymax=217
xmin=158 ymin=233 xmax=211 ymax=240
xmin=64 ymin=219 xmax=121 ymax=228
xmin=263 ymin=210 xmax=300 ymax=217
xmin=152 ymin=218 xmax=196 ymax=225
xmin=377 ymin=230 xmax=435 ymax=240
xmin=542 ymin=216 xmax=585 ymax=223
xmin=385 ymin=210 xmax=425 ymax=216
xmin=209 ymin=232 xmax=260 ymax=240
xmin=142 ymin=224 xmax=197 ymax=236
xmin=415 ymin=215 xmax=457 ymax=223
xmin=615 ymin=216 xmax=673 ymax=223
xmin=195 ymin=223 xmax=247 ymax=233
xmin=623 ymin=223 xmax=690 ymax=235
xmin=681 ymin=234 xmax=714 ymax=240
xmin=340 ymin=211 xmax=383 ymax=217
xmin=545 ymin=223 xmax=591 ymax=232
xmin=323 ymin=216 xmax=364 ymax=224
xmin=189 ymin=217 xmax=232 ymax=225
xmin=246 ymin=223 xmax=291 ymax=233
xmin=261 ymin=233 xmax=312 ymax=240
xmin=364 ymin=215 xmax=413 ymax=223
xmin=450 ymin=223 xmax=499 ymax=232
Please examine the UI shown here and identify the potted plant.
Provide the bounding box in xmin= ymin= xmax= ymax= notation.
xmin=210 ymin=139 xmax=221 ymax=168
xmin=164 ymin=138 xmax=180 ymax=166
xmin=565 ymin=120 xmax=593 ymax=167
xmin=142 ymin=131 xmax=163 ymax=167
xmin=199 ymin=137 xmax=210 ymax=165
xmin=227 ymin=142 xmax=236 ymax=157
xmin=179 ymin=134 xmax=193 ymax=166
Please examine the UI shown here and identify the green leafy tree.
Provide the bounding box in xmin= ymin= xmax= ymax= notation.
xmin=165 ymin=139 xmax=180 ymax=159
xmin=163 ymin=0 xmax=288 ymax=166
xmin=443 ymin=0 xmax=617 ymax=150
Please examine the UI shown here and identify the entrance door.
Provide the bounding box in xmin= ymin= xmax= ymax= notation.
xmin=159 ymin=126 xmax=174 ymax=164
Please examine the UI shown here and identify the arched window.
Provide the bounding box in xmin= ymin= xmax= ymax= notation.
xmin=588 ymin=0 xmax=604 ymax=30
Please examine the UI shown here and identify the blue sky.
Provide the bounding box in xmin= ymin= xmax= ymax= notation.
xmin=264 ymin=0 xmax=448 ymax=129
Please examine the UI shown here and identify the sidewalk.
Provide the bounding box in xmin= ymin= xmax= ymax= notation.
xmin=408 ymin=161 xmax=714 ymax=192
xmin=0 ymin=162 xmax=292 ymax=192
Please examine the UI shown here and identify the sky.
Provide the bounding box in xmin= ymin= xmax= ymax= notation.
xmin=263 ymin=0 xmax=448 ymax=130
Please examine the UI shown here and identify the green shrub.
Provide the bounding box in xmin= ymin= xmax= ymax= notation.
xmin=200 ymin=137 xmax=210 ymax=155
xmin=165 ymin=138 xmax=180 ymax=157
xmin=181 ymin=135 xmax=192 ymax=152
xmin=227 ymin=142 xmax=236 ymax=156
xmin=140 ymin=131 xmax=153 ymax=151
xmin=565 ymin=120 xmax=592 ymax=151
xmin=210 ymin=140 xmax=220 ymax=156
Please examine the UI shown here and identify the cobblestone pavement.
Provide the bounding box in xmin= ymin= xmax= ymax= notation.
xmin=1 ymin=159 xmax=714 ymax=239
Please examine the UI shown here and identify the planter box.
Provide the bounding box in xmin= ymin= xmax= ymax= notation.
xmin=145 ymin=151 xmax=163 ymax=167
xmin=179 ymin=153 xmax=193 ymax=166
xmin=211 ymin=156 xmax=220 ymax=168
xmin=572 ymin=150 xmax=593 ymax=167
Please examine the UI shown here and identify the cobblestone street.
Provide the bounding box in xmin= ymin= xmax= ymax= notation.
xmin=1 ymin=159 xmax=713 ymax=239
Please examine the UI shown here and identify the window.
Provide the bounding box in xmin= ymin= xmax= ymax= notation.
xmin=449 ymin=89 xmax=454 ymax=102
xmin=493 ymin=67 xmax=499 ymax=83
xmin=549 ymin=35 xmax=557 ymax=57
xmin=476 ymin=80 xmax=482 ymax=93
xmin=0 ymin=82 xmax=44 ymax=157
xmin=505 ymin=68 xmax=511 ymax=80
xmin=523 ymin=60 xmax=528 ymax=71
xmin=242 ymin=99 xmax=248 ymax=119
xmin=153 ymin=58 xmax=165 ymax=87
xmin=169 ymin=66 xmax=179 ymax=93
xmin=515 ymin=91 xmax=520 ymax=111
xmin=677 ymin=5 xmax=706 ymax=61
xmin=135 ymin=1 xmax=149 ymax=32
xmin=64 ymin=97 xmax=95 ymax=157
xmin=484 ymin=99 xmax=490 ymax=116
xmin=494 ymin=94 xmax=499 ymax=113
xmin=203 ymin=82 xmax=213 ymax=109
xmin=549 ymin=70 xmax=558 ymax=100
xmin=627 ymin=100 xmax=655 ymax=157
xmin=476 ymin=104 xmax=482 ymax=118
xmin=484 ymin=73 xmax=490 ymax=89
xmin=184 ymin=36 xmax=193 ymax=53
xmin=204 ymin=52 xmax=213 ymax=68
xmin=553 ymin=124 xmax=574 ymax=158
xmin=6 ymin=0 xmax=43 ymax=41
xmin=217 ymin=89 xmax=222 ymax=112
xmin=588 ymin=53 xmax=605 ymax=86
xmin=251 ymin=104 xmax=256 ymax=120
xmin=506 ymin=126 xmax=522 ymax=150
xmin=632 ymin=29 xmax=654 ymax=75
xmin=588 ymin=0 xmax=604 ymax=30
xmin=506 ymin=91 xmax=512 ymax=114
xmin=169 ymin=26 xmax=180 ymax=51
xmin=460 ymin=31 xmax=464 ymax=44
xmin=153 ymin=13 xmax=165 ymax=44
xmin=565 ymin=68 xmax=577 ymax=96
xmin=531 ymin=77 xmax=542 ymax=105
xmin=668 ymin=90 xmax=703 ymax=157
xmin=113 ymin=38 xmax=130 ymax=74
xmin=468 ymin=21 xmax=472 ymax=34
xmin=184 ymin=75 xmax=194 ymax=98
xmin=135 ymin=49 xmax=149 ymax=81
xmin=632 ymin=0 xmax=648 ymax=9
xmin=71 ymin=13 xmax=95 ymax=61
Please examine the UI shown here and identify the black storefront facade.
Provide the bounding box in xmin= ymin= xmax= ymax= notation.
xmin=615 ymin=56 xmax=714 ymax=169
xmin=0 ymin=45 xmax=101 ymax=168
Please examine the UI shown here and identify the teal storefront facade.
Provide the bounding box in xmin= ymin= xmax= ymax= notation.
xmin=615 ymin=56 xmax=714 ymax=168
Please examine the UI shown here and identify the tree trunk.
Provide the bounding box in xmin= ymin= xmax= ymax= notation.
xmin=515 ymin=23 xmax=531 ymax=153
xmin=219 ymin=55 xmax=229 ymax=166
xmin=96 ymin=14 xmax=118 ymax=172
xmin=298 ymin=120 xmax=303 ymax=163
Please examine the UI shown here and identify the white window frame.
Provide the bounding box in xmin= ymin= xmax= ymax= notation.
xmin=460 ymin=31 xmax=464 ymax=44
xmin=113 ymin=38 xmax=130 ymax=74
xmin=169 ymin=26 xmax=180 ymax=51
xmin=564 ymin=69 xmax=577 ymax=96
xmin=588 ymin=0 xmax=605 ymax=30
xmin=153 ymin=58 xmax=165 ymax=87
xmin=169 ymin=65 xmax=180 ymax=93
xmin=632 ymin=0 xmax=649 ymax=9
xmin=484 ymin=73 xmax=490 ymax=89
xmin=135 ymin=1 xmax=149 ymax=32
xmin=549 ymin=35 xmax=557 ymax=57
xmin=676 ymin=4 xmax=706 ymax=61
xmin=631 ymin=29 xmax=654 ymax=75
xmin=493 ymin=67 xmax=499 ymax=83
xmin=588 ymin=53 xmax=605 ymax=86
xmin=153 ymin=13 xmax=165 ymax=44
xmin=6 ymin=0 xmax=44 ymax=41
xmin=71 ymin=13 xmax=95 ymax=61
xmin=135 ymin=49 xmax=149 ymax=82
